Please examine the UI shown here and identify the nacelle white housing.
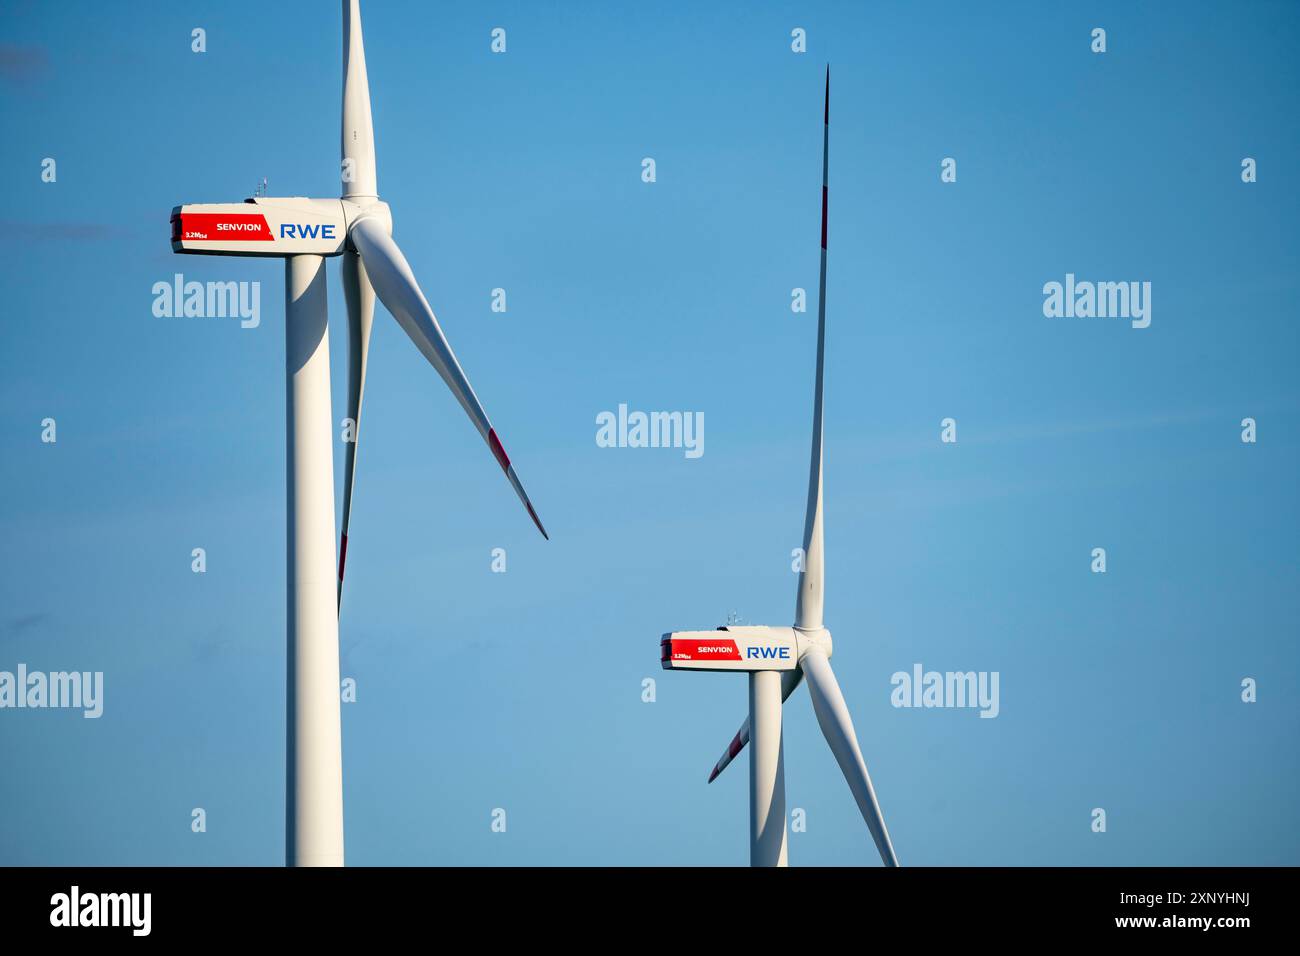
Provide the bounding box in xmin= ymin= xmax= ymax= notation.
xmin=661 ymin=626 xmax=799 ymax=672
xmin=171 ymin=197 xmax=349 ymax=257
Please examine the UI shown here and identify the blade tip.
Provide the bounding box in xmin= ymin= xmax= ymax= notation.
xmin=526 ymin=501 xmax=548 ymax=539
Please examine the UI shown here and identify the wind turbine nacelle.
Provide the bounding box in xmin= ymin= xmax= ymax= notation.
xmin=171 ymin=197 xmax=349 ymax=257
xmin=660 ymin=626 xmax=799 ymax=672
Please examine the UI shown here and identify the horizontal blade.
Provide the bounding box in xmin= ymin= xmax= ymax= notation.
xmin=800 ymin=644 xmax=898 ymax=866
xmin=349 ymin=216 xmax=548 ymax=538
xmin=707 ymin=668 xmax=803 ymax=783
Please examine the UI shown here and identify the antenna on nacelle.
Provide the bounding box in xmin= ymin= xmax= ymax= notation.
xmin=254 ymin=177 xmax=268 ymax=197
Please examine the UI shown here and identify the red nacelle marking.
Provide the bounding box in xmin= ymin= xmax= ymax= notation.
xmin=669 ymin=639 xmax=741 ymax=661
xmin=177 ymin=213 xmax=273 ymax=242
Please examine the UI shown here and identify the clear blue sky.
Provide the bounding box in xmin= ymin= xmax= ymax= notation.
xmin=1 ymin=0 xmax=1297 ymax=865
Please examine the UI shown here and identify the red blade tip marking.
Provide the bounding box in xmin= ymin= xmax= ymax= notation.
xmin=487 ymin=428 xmax=511 ymax=472
xmin=821 ymin=186 xmax=828 ymax=250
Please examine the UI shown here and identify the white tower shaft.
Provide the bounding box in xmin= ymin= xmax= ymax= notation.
xmin=749 ymin=671 xmax=788 ymax=866
xmin=284 ymin=254 xmax=345 ymax=867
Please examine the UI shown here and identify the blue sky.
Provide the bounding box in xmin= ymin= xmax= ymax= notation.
xmin=0 ymin=0 xmax=1297 ymax=865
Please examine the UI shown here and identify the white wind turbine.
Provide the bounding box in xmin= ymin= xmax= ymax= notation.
xmin=659 ymin=69 xmax=898 ymax=867
xmin=170 ymin=0 xmax=547 ymax=866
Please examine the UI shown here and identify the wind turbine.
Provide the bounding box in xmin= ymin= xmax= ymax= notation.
xmin=169 ymin=0 xmax=547 ymax=866
xmin=658 ymin=69 xmax=898 ymax=868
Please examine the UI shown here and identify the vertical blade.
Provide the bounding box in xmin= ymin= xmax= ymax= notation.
xmin=337 ymin=250 xmax=375 ymax=609
xmin=801 ymin=645 xmax=899 ymax=866
xmin=795 ymin=66 xmax=830 ymax=630
xmin=341 ymin=0 xmax=377 ymax=199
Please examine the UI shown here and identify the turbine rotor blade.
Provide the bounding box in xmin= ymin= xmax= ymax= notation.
xmin=800 ymin=644 xmax=899 ymax=866
xmin=349 ymin=216 xmax=548 ymax=538
xmin=341 ymin=0 xmax=377 ymax=199
xmin=708 ymin=668 xmax=804 ymax=783
xmin=795 ymin=66 xmax=830 ymax=630
xmin=337 ymin=249 xmax=375 ymax=609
